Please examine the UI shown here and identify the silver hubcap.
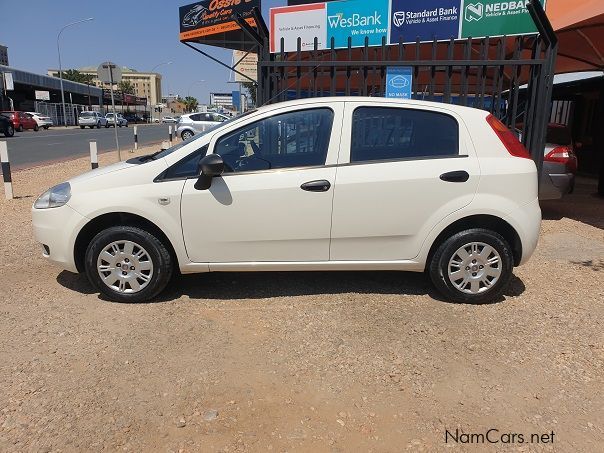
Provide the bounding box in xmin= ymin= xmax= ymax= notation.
xmin=447 ymin=242 xmax=502 ymax=295
xmin=97 ymin=240 xmax=153 ymax=293
xmin=182 ymin=132 xmax=192 ymax=140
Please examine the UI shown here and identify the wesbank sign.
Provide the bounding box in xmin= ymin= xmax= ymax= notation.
xmin=326 ymin=0 xmax=390 ymax=48
xmin=269 ymin=0 xmax=546 ymax=53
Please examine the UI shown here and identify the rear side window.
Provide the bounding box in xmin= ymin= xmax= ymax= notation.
xmin=351 ymin=107 xmax=459 ymax=163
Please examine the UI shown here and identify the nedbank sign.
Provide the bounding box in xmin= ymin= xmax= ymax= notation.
xmin=461 ymin=0 xmax=544 ymax=37
xmin=269 ymin=0 xmax=545 ymax=53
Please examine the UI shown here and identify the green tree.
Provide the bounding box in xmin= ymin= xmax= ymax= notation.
xmin=241 ymin=82 xmax=257 ymax=106
xmin=184 ymin=96 xmax=199 ymax=113
xmin=60 ymin=69 xmax=94 ymax=85
xmin=118 ymin=80 xmax=135 ymax=94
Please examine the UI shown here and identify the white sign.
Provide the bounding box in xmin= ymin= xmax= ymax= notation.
xmin=35 ymin=90 xmax=50 ymax=101
xmin=3 ymin=72 xmax=14 ymax=91
xmin=233 ymin=51 xmax=258 ymax=83
xmin=270 ymin=3 xmax=327 ymax=53
xmin=97 ymin=62 xmax=122 ymax=84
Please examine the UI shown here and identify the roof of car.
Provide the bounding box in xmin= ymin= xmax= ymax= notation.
xmin=253 ymin=96 xmax=489 ymax=117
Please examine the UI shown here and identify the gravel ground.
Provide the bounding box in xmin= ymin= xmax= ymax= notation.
xmin=0 ymin=150 xmax=602 ymax=452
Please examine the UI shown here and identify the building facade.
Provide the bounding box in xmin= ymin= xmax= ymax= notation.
xmin=0 ymin=45 xmax=8 ymax=66
xmin=48 ymin=66 xmax=163 ymax=107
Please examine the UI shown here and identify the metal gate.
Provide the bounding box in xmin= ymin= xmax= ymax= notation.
xmin=236 ymin=0 xmax=557 ymax=175
xmin=34 ymin=102 xmax=102 ymax=127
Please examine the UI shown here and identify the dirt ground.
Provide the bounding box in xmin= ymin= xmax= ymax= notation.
xmin=0 ymin=148 xmax=602 ymax=452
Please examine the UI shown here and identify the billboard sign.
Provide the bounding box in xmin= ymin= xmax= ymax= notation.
xmin=179 ymin=0 xmax=260 ymax=41
xmin=233 ymin=50 xmax=258 ymax=82
xmin=461 ymin=0 xmax=544 ymax=38
xmin=385 ymin=67 xmax=413 ymax=99
xmin=3 ymin=72 xmax=14 ymax=91
xmin=326 ymin=0 xmax=390 ymax=49
xmin=268 ymin=0 xmax=545 ymax=53
xmin=390 ymin=0 xmax=461 ymax=44
xmin=35 ymin=90 xmax=50 ymax=101
xmin=270 ymin=3 xmax=327 ymax=53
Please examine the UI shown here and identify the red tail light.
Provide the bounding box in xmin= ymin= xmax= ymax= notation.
xmin=486 ymin=114 xmax=531 ymax=159
xmin=545 ymin=146 xmax=578 ymax=173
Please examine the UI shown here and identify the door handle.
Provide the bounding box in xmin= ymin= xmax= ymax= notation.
xmin=440 ymin=171 xmax=470 ymax=183
xmin=301 ymin=180 xmax=331 ymax=192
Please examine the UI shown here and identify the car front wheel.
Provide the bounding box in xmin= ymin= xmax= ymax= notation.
xmin=85 ymin=226 xmax=173 ymax=303
xmin=181 ymin=130 xmax=194 ymax=140
xmin=4 ymin=125 xmax=14 ymax=137
xmin=429 ymin=229 xmax=513 ymax=304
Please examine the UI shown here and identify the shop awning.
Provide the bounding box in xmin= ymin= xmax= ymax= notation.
xmin=549 ymin=0 xmax=604 ymax=72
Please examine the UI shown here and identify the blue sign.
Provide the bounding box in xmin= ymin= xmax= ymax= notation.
xmin=390 ymin=0 xmax=461 ymax=44
xmin=385 ymin=67 xmax=413 ymax=99
xmin=327 ymin=0 xmax=390 ymax=49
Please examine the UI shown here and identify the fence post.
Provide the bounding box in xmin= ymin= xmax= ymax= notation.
xmin=168 ymin=125 xmax=173 ymax=146
xmin=133 ymin=125 xmax=138 ymax=151
xmin=0 ymin=141 xmax=13 ymax=200
xmin=89 ymin=140 xmax=98 ymax=170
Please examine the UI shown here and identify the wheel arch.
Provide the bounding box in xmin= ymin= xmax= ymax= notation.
xmin=74 ymin=212 xmax=179 ymax=273
xmin=425 ymin=214 xmax=523 ymax=269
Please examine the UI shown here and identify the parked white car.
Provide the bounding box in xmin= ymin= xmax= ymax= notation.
xmin=78 ymin=111 xmax=108 ymax=129
xmin=176 ymin=112 xmax=230 ymax=140
xmin=106 ymin=113 xmax=128 ymax=127
xmin=27 ymin=112 xmax=54 ymax=129
xmin=32 ymin=97 xmax=541 ymax=304
xmin=161 ymin=116 xmax=178 ymax=123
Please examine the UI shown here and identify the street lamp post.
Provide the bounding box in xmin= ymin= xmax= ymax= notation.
xmin=149 ymin=61 xmax=172 ymax=123
xmin=57 ymin=17 xmax=94 ymax=127
xmin=187 ymin=80 xmax=205 ymax=112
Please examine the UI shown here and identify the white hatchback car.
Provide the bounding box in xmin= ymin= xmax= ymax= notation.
xmin=32 ymin=98 xmax=541 ymax=304
xmin=177 ymin=112 xmax=230 ymax=140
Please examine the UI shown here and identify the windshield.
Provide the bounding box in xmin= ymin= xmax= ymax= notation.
xmin=150 ymin=110 xmax=256 ymax=160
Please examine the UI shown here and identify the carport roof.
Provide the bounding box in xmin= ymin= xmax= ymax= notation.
xmin=0 ymin=64 xmax=103 ymax=97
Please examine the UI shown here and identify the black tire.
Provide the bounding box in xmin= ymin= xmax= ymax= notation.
xmin=4 ymin=124 xmax=14 ymax=137
xmin=105 ymin=123 xmax=109 ymax=128
xmin=17 ymin=125 xmax=23 ymax=132
xmin=43 ymin=126 xmax=49 ymax=130
xmin=181 ymin=130 xmax=194 ymax=141
xmin=89 ymin=126 xmax=94 ymax=129
xmin=34 ymin=124 xmax=39 ymax=131
xmin=85 ymin=226 xmax=173 ymax=303
xmin=96 ymin=122 xmax=101 ymax=129
xmin=80 ymin=126 xmax=85 ymax=129
xmin=429 ymin=228 xmax=513 ymax=304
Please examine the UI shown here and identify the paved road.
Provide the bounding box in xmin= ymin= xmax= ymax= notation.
xmin=1 ymin=124 xmax=176 ymax=169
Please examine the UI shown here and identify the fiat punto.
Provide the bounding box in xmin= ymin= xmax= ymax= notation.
xmin=32 ymin=98 xmax=541 ymax=304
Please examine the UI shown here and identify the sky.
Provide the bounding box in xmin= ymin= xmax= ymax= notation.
xmin=0 ymin=0 xmax=287 ymax=104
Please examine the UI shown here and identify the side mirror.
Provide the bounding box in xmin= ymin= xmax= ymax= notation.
xmin=194 ymin=154 xmax=225 ymax=190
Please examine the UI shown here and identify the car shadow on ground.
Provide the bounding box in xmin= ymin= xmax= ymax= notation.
xmin=541 ymin=177 xmax=603 ymax=230
xmin=57 ymin=270 xmax=525 ymax=306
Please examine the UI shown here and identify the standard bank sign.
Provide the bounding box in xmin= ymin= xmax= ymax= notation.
xmin=390 ymin=0 xmax=460 ymax=43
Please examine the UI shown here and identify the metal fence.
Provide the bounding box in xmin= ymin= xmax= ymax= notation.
xmin=34 ymin=102 xmax=102 ymax=127
xmin=235 ymin=1 xmax=557 ymax=175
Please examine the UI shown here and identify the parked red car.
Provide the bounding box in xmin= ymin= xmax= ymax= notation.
xmin=0 ymin=111 xmax=39 ymax=132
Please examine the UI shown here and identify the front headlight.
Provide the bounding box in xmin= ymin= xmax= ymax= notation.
xmin=34 ymin=182 xmax=71 ymax=209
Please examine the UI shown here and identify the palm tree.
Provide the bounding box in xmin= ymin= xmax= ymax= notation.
xmin=184 ymin=96 xmax=199 ymax=113
xmin=118 ymin=81 xmax=135 ymax=95
xmin=60 ymin=69 xmax=94 ymax=85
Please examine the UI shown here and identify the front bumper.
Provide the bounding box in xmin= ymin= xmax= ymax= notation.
xmin=32 ymin=204 xmax=87 ymax=273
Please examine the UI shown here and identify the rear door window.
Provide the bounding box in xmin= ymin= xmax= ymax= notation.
xmin=351 ymin=107 xmax=459 ymax=163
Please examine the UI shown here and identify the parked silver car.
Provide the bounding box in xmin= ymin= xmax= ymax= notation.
xmin=78 ymin=111 xmax=108 ymax=129
xmin=176 ymin=112 xmax=229 ymax=140
xmin=106 ymin=113 xmax=128 ymax=127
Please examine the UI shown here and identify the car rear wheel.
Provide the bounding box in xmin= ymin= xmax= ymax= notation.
xmin=429 ymin=229 xmax=513 ymax=304
xmin=80 ymin=126 xmax=85 ymax=129
xmin=181 ymin=130 xmax=194 ymax=141
xmin=34 ymin=124 xmax=39 ymax=131
xmin=96 ymin=122 xmax=101 ymax=129
xmin=17 ymin=125 xmax=23 ymax=132
xmin=85 ymin=226 xmax=173 ymax=303
xmin=4 ymin=125 xmax=14 ymax=137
